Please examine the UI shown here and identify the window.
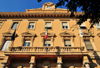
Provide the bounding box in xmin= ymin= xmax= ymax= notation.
xmin=11 ymin=22 xmax=18 ymax=29
xmin=47 ymin=7 xmax=51 ymax=9
xmin=84 ymin=40 xmax=93 ymax=51
xmin=80 ymin=23 xmax=87 ymax=29
xmin=62 ymin=22 xmax=68 ymax=29
xmin=64 ymin=40 xmax=71 ymax=47
xmin=95 ymin=23 xmax=100 ymax=29
xmin=23 ymin=40 xmax=30 ymax=46
xmin=44 ymin=40 xmax=51 ymax=46
xmin=28 ymin=22 xmax=34 ymax=29
xmin=1 ymin=40 xmax=11 ymax=51
xmin=45 ymin=22 xmax=52 ymax=29
xmin=0 ymin=22 xmax=2 ymax=27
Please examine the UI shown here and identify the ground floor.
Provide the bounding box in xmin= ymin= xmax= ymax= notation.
xmin=0 ymin=55 xmax=94 ymax=68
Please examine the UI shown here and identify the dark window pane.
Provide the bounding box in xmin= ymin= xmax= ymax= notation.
xmin=44 ymin=44 xmax=47 ymax=46
xmin=48 ymin=44 xmax=51 ymax=46
xmin=28 ymin=43 xmax=30 ymax=46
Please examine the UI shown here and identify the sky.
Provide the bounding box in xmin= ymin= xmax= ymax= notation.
xmin=0 ymin=0 xmax=82 ymax=12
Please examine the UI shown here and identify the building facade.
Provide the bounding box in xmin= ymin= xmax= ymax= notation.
xmin=0 ymin=2 xmax=100 ymax=68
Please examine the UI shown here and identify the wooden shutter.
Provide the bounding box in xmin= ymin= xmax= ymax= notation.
xmin=84 ymin=40 xmax=93 ymax=50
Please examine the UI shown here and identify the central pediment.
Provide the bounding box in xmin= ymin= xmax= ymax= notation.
xmin=60 ymin=31 xmax=74 ymax=37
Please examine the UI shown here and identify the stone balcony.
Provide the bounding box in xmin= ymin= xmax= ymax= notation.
xmin=5 ymin=46 xmax=88 ymax=55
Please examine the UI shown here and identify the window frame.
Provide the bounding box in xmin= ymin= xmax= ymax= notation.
xmin=44 ymin=39 xmax=51 ymax=47
xmin=10 ymin=21 xmax=20 ymax=30
xmin=1 ymin=40 xmax=11 ymax=51
xmin=64 ymin=39 xmax=71 ymax=47
xmin=23 ymin=40 xmax=31 ymax=47
xmin=61 ymin=21 xmax=70 ymax=30
xmin=0 ymin=21 xmax=4 ymax=29
xmin=0 ymin=37 xmax=13 ymax=51
xmin=44 ymin=21 xmax=52 ymax=30
xmin=27 ymin=21 xmax=36 ymax=30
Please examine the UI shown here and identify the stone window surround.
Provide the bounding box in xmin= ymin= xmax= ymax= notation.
xmin=40 ymin=32 xmax=54 ymax=47
xmin=9 ymin=21 xmax=21 ymax=30
xmin=21 ymin=31 xmax=35 ymax=47
xmin=0 ymin=32 xmax=16 ymax=51
xmin=81 ymin=34 xmax=97 ymax=51
xmin=27 ymin=21 xmax=36 ymax=30
xmin=61 ymin=21 xmax=70 ymax=30
xmin=59 ymin=31 xmax=75 ymax=47
xmin=44 ymin=21 xmax=53 ymax=30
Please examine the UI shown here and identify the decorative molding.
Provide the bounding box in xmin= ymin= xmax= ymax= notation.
xmin=21 ymin=31 xmax=35 ymax=37
xmin=2 ymin=31 xmax=16 ymax=37
xmin=59 ymin=31 xmax=74 ymax=37
xmin=40 ymin=32 xmax=54 ymax=37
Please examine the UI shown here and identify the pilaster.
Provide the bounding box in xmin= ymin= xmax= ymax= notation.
xmin=83 ymin=56 xmax=90 ymax=68
xmin=30 ymin=56 xmax=35 ymax=68
xmin=57 ymin=56 xmax=62 ymax=68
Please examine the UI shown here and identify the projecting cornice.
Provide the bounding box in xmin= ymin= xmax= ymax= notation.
xmin=22 ymin=31 xmax=35 ymax=37
xmin=0 ymin=12 xmax=84 ymax=18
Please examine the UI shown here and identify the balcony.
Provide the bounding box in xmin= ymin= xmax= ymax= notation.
xmin=5 ymin=47 xmax=88 ymax=55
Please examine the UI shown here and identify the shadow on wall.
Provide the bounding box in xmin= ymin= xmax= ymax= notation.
xmin=88 ymin=51 xmax=100 ymax=68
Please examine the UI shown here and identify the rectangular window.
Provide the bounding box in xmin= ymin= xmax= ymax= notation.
xmin=84 ymin=40 xmax=93 ymax=51
xmin=0 ymin=22 xmax=2 ymax=27
xmin=80 ymin=23 xmax=87 ymax=29
xmin=44 ymin=40 xmax=51 ymax=46
xmin=11 ymin=22 xmax=18 ymax=29
xmin=64 ymin=40 xmax=71 ymax=47
xmin=23 ymin=40 xmax=30 ymax=46
xmin=45 ymin=22 xmax=52 ymax=29
xmin=62 ymin=22 xmax=68 ymax=29
xmin=95 ymin=23 xmax=100 ymax=29
xmin=1 ymin=40 xmax=11 ymax=51
xmin=28 ymin=22 xmax=34 ymax=29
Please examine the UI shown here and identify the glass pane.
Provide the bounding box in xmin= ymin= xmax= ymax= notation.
xmin=28 ymin=43 xmax=30 ymax=46
xmin=44 ymin=44 xmax=47 ymax=46
xmin=2 ymin=40 xmax=11 ymax=51
xmin=48 ymin=44 xmax=51 ymax=46
xmin=11 ymin=22 xmax=18 ymax=29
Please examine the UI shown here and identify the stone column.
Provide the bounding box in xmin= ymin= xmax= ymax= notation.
xmin=83 ymin=56 xmax=90 ymax=68
xmin=57 ymin=56 xmax=62 ymax=68
xmin=30 ymin=56 xmax=35 ymax=68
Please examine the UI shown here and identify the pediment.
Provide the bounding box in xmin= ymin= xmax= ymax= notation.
xmin=60 ymin=31 xmax=74 ymax=37
xmin=22 ymin=31 xmax=35 ymax=37
xmin=3 ymin=31 xmax=13 ymax=37
xmin=40 ymin=32 xmax=54 ymax=37
xmin=83 ymin=31 xmax=92 ymax=37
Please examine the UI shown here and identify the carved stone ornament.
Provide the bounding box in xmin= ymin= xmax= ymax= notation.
xmin=2 ymin=31 xmax=16 ymax=37
xmin=43 ymin=2 xmax=54 ymax=6
xmin=22 ymin=31 xmax=35 ymax=37
xmin=40 ymin=32 xmax=54 ymax=37
xmin=59 ymin=31 xmax=74 ymax=37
